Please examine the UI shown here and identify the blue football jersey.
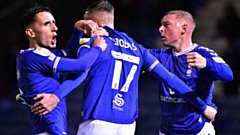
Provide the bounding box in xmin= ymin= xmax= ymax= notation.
xmin=75 ymin=27 xmax=208 ymax=124
xmin=149 ymin=43 xmax=233 ymax=134
xmin=16 ymin=46 xmax=102 ymax=134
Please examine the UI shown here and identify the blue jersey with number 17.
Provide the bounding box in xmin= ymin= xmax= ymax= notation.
xmin=77 ymin=26 xmax=207 ymax=124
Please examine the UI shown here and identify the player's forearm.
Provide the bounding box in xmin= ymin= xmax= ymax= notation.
xmin=56 ymin=46 xmax=101 ymax=72
xmin=205 ymin=58 xmax=233 ymax=82
xmin=151 ymin=63 xmax=206 ymax=112
xmin=54 ymin=72 xmax=88 ymax=100
xmin=66 ymin=28 xmax=83 ymax=52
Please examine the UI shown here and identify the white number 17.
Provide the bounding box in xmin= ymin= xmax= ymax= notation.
xmin=111 ymin=51 xmax=139 ymax=93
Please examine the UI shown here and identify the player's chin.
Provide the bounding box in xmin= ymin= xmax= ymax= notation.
xmin=49 ymin=44 xmax=56 ymax=48
xmin=161 ymin=39 xmax=168 ymax=45
xmin=162 ymin=43 xmax=170 ymax=47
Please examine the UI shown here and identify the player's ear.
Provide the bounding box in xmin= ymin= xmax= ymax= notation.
xmin=25 ymin=28 xmax=35 ymax=38
xmin=181 ymin=24 xmax=187 ymax=35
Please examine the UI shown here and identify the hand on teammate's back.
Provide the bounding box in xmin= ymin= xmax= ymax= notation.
xmin=31 ymin=93 xmax=60 ymax=116
xmin=92 ymin=27 xmax=109 ymax=37
xmin=92 ymin=36 xmax=107 ymax=52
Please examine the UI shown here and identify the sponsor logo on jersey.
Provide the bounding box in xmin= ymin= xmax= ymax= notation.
xmin=160 ymin=95 xmax=186 ymax=103
xmin=33 ymin=48 xmax=51 ymax=56
xmin=112 ymin=94 xmax=124 ymax=111
xmin=79 ymin=38 xmax=90 ymax=44
xmin=186 ymin=65 xmax=192 ymax=77
xmin=212 ymin=57 xmax=225 ymax=63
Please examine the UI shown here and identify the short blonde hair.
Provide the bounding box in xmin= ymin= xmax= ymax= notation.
xmin=165 ymin=10 xmax=195 ymax=29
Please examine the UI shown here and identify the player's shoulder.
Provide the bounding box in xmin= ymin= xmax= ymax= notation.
xmin=32 ymin=47 xmax=51 ymax=56
xmin=193 ymin=43 xmax=217 ymax=54
xmin=79 ymin=38 xmax=91 ymax=45
xmin=193 ymin=43 xmax=211 ymax=51
xmin=148 ymin=47 xmax=171 ymax=54
xmin=19 ymin=47 xmax=53 ymax=61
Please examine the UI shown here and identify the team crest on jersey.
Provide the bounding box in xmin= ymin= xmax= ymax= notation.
xmin=33 ymin=48 xmax=51 ymax=56
xmin=79 ymin=38 xmax=90 ymax=44
xmin=186 ymin=65 xmax=192 ymax=77
xmin=212 ymin=57 xmax=225 ymax=63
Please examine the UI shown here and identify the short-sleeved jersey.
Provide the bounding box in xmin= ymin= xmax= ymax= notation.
xmin=149 ymin=43 xmax=233 ymax=134
xmin=76 ymin=27 xmax=207 ymax=124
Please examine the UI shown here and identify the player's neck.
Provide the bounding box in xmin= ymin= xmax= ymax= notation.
xmin=173 ymin=40 xmax=193 ymax=53
xmin=29 ymin=40 xmax=39 ymax=48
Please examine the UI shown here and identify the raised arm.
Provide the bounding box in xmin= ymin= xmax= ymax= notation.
xmin=31 ymin=36 xmax=107 ymax=115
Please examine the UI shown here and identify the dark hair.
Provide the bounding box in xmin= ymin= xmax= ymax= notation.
xmin=86 ymin=0 xmax=114 ymax=13
xmin=22 ymin=4 xmax=52 ymax=29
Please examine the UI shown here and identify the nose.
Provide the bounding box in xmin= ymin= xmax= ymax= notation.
xmin=159 ymin=26 xmax=164 ymax=33
xmin=53 ymin=24 xmax=58 ymax=32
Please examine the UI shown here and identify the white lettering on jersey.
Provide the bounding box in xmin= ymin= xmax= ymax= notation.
xmin=160 ymin=95 xmax=186 ymax=103
xmin=33 ymin=48 xmax=51 ymax=56
xmin=111 ymin=51 xmax=139 ymax=111
xmin=111 ymin=50 xmax=140 ymax=64
xmin=112 ymin=60 xmax=122 ymax=90
xmin=111 ymin=51 xmax=139 ymax=92
xmin=110 ymin=37 xmax=137 ymax=50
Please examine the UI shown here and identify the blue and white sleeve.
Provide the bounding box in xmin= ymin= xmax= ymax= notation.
xmin=143 ymin=49 xmax=207 ymax=112
xmin=150 ymin=62 xmax=206 ymax=112
xmin=54 ymin=71 xmax=88 ymax=100
xmin=55 ymin=46 xmax=101 ymax=72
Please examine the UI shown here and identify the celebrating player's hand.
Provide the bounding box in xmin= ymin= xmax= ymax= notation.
xmin=74 ymin=20 xmax=98 ymax=36
xmin=186 ymin=52 xmax=206 ymax=68
xmin=31 ymin=93 xmax=60 ymax=116
xmin=92 ymin=27 xmax=109 ymax=37
xmin=203 ymin=105 xmax=217 ymax=122
xmin=92 ymin=36 xmax=107 ymax=52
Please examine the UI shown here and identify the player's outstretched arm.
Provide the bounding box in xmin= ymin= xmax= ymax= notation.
xmin=31 ymin=36 xmax=107 ymax=116
xmin=56 ymin=36 xmax=107 ymax=72
xmin=150 ymin=62 xmax=207 ymax=112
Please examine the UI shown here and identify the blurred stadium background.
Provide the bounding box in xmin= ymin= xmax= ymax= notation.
xmin=0 ymin=0 xmax=240 ymax=134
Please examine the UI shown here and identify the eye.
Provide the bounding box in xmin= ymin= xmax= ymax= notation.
xmin=52 ymin=20 xmax=56 ymax=24
xmin=164 ymin=23 xmax=170 ymax=27
xmin=43 ymin=21 xmax=50 ymax=26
